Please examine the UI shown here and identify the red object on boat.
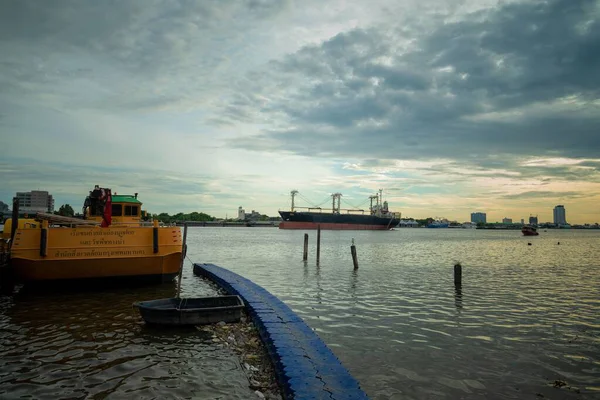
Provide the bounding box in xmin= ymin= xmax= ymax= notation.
xmin=101 ymin=189 xmax=112 ymax=227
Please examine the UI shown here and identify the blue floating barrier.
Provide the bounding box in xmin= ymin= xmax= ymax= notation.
xmin=193 ymin=263 xmax=370 ymax=400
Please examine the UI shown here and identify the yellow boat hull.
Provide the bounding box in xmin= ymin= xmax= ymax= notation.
xmin=10 ymin=225 xmax=183 ymax=282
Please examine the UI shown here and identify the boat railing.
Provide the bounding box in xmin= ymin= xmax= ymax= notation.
xmin=40 ymin=221 xmax=174 ymax=229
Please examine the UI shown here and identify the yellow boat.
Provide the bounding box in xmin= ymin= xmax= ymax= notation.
xmin=1 ymin=186 xmax=183 ymax=283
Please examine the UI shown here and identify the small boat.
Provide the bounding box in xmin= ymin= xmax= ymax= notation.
xmin=3 ymin=185 xmax=183 ymax=283
xmin=133 ymin=295 xmax=245 ymax=326
xmin=522 ymin=226 xmax=539 ymax=236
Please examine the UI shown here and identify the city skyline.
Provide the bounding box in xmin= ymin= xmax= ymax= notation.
xmin=1 ymin=0 xmax=599 ymax=224
xmin=2 ymin=189 xmax=592 ymax=225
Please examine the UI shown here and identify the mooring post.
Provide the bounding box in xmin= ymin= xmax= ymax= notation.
xmin=351 ymin=238 xmax=358 ymax=270
xmin=303 ymin=233 xmax=308 ymax=261
xmin=152 ymin=219 xmax=159 ymax=253
xmin=176 ymin=223 xmax=188 ymax=299
xmin=454 ymin=263 xmax=462 ymax=286
xmin=40 ymin=220 xmax=49 ymax=257
xmin=316 ymin=224 xmax=321 ymax=264
xmin=10 ymin=197 xmax=19 ymax=243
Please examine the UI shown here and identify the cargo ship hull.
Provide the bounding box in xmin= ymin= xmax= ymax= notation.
xmin=278 ymin=211 xmax=399 ymax=230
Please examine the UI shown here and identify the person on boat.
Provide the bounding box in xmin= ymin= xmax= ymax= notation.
xmin=90 ymin=186 xmax=108 ymax=216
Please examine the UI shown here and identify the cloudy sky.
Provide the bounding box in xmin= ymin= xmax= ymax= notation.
xmin=1 ymin=0 xmax=599 ymax=223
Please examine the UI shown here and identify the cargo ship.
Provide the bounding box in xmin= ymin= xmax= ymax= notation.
xmin=278 ymin=190 xmax=401 ymax=230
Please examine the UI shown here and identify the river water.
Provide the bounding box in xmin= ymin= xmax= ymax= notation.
xmin=1 ymin=227 xmax=599 ymax=399
xmin=186 ymin=227 xmax=600 ymax=400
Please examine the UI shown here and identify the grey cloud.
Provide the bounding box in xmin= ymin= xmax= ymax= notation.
xmin=227 ymin=0 xmax=600 ymax=170
xmin=501 ymin=191 xmax=586 ymax=200
xmin=0 ymin=158 xmax=212 ymax=198
xmin=579 ymin=160 xmax=600 ymax=170
xmin=0 ymin=0 xmax=289 ymax=110
xmin=423 ymin=157 xmax=600 ymax=183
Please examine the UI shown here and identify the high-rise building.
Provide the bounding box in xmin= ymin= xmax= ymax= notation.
xmin=15 ymin=190 xmax=54 ymax=214
xmin=529 ymin=215 xmax=538 ymax=225
xmin=502 ymin=217 xmax=512 ymax=224
xmin=471 ymin=212 xmax=486 ymax=224
xmin=553 ymin=205 xmax=566 ymax=225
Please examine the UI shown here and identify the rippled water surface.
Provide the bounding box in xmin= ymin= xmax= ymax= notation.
xmin=186 ymin=227 xmax=600 ymax=399
xmin=2 ymin=227 xmax=599 ymax=399
xmin=0 ymin=275 xmax=257 ymax=399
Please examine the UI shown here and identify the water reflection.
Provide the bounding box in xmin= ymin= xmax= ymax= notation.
xmin=349 ymin=270 xmax=359 ymax=306
xmin=0 ymin=279 xmax=256 ymax=399
xmin=315 ymin=264 xmax=323 ymax=305
xmin=454 ymin=284 xmax=463 ymax=310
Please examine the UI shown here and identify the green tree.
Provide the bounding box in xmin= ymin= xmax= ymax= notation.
xmin=58 ymin=204 xmax=75 ymax=217
xmin=157 ymin=212 xmax=171 ymax=222
xmin=172 ymin=212 xmax=184 ymax=221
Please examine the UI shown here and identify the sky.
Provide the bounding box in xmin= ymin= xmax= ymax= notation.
xmin=1 ymin=0 xmax=599 ymax=224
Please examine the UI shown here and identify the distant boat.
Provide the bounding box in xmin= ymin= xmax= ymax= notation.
xmin=427 ymin=220 xmax=449 ymax=228
xmin=522 ymin=226 xmax=539 ymax=236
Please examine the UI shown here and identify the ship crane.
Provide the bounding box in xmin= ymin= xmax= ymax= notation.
xmin=369 ymin=194 xmax=379 ymax=216
xmin=331 ymin=193 xmax=342 ymax=214
xmin=290 ymin=190 xmax=298 ymax=212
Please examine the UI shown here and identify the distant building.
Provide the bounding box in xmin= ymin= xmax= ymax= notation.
xmin=529 ymin=215 xmax=538 ymax=225
xmin=237 ymin=206 xmax=262 ymax=221
xmin=471 ymin=212 xmax=486 ymax=224
xmin=237 ymin=206 xmax=245 ymax=221
xmin=15 ymin=190 xmax=54 ymax=214
xmin=398 ymin=219 xmax=419 ymax=227
xmin=520 ymin=219 xmax=524 ymax=225
xmin=502 ymin=217 xmax=512 ymax=224
xmin=246 ymin=210 xmax=262 ymax=220
xmin=553 ymin=205 xmax=566 ymax=225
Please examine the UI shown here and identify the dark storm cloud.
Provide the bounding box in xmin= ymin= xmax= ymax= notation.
xmin=229 ymin=0 xmax=600 ymax=165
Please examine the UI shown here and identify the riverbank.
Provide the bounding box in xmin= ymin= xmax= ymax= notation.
xmin=196 ymin=310 xmax=282 ymax=399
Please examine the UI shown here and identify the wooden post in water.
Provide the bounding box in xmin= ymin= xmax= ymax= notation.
xmin=303 ymin=233 xmax=308 ymax=261
xmin=454 ymin=263 xmax=462 ymax=286
xmin=350 ymin=238 xmax=358 ymax=270
xmin=176 ymin=223 xmax=188 ymax=299
xmin=316 ymin=224 xmax=321 ymax=264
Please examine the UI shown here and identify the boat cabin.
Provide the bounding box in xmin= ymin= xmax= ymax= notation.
xmin=84 ymin=187 xmax=144 ymax=226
